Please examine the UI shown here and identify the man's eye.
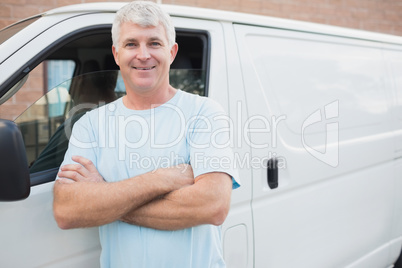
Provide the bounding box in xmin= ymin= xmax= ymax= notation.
xmin=126 ymin=43 xmax=136 ymax=47
xmin=151 ymin=42 xmax=161 ymax=46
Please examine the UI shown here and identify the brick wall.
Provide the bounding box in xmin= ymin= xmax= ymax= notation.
xmin=1 ymin=0 xmax=402 ymax=36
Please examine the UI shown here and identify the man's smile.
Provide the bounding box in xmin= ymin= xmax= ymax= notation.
xmin=132 ymin=66 xmax=156 ymax=70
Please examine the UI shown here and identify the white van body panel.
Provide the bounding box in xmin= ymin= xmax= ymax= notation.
xmin=0 ymin=3 xmax=401 ymax=267
xmin=0 ymin=182 xmax=100 ymax=267
xmin=383 ymin=43 xmax=402 ymax=265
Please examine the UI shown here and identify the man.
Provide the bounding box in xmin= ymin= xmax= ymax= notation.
xmin=53 ymin=1 xmax=239 ymax=267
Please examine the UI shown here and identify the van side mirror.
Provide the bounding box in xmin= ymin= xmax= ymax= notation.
xmin=0 ymin=119 xmax=30 ymax=201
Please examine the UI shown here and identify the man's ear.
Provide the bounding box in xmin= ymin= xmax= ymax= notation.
xmin=170 ymin=43 xmax=179 ymax=64
xmin=112 ymin=45 xmax=119 ymax=66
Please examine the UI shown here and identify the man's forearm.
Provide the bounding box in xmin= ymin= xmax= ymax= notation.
xmin=53 ymin=172 xmax=176 ymax=229
xmin=121 ymin=172 xmax=232 ymax=230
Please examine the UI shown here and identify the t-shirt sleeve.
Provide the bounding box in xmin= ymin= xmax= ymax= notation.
xmin=187 ymin=99 xmax=240 ymax=189
xmin=55 ymin=114 xmax=98 ymax=180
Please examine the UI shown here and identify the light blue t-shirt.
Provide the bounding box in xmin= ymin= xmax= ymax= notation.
xmin=60 ymin=90 xmax=240 ymax=268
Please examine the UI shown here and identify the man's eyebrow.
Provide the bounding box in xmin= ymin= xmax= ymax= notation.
xmin=122 ymin=38 xmax=137 ymax=43
xmin=122 ymin=37 xmax=164 ymax=43
xmin=149 ymin=36 xmax=162 ymax=41
xmin=148 ymin=37 xmax=165 ymax=44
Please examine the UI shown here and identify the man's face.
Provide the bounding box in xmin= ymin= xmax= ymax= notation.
xmin=112 ymin=22 xmax=177 ymax=94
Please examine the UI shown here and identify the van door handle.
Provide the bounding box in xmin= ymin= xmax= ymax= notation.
xmin=267 ymin=158 xmax=278 ymax=189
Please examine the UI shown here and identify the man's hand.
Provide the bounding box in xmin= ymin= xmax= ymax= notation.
xmin=57 ymin=155 xmax=105 ymax=184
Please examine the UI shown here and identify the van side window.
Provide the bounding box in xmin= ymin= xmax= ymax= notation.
xmin=171 ymin=32 xmax=209 ymax=96
xmin=15 ymin=60 xmax=77 ymax=170
xmin=16 ymin=70 xmax=119 ymax=174
xmin=0 ymin=28 xmax=209 ymax=181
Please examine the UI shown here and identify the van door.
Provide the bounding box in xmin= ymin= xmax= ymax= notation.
xmin=235 ymin=24 xmax=395 ymax=267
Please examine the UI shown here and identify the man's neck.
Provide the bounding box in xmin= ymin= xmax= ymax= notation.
xmin=123 ymin=86 xmax=177 ymax=110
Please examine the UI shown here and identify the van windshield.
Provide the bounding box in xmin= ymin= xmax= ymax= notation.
xmin=0 ymin=16 xmax=41 ymax=46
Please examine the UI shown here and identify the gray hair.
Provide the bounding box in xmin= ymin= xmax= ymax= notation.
xmin=111 ymin=1 xmax=176 ymax=51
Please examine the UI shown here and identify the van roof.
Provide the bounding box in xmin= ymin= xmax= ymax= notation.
xmin=45 ymin=2 xmax=402 ymax=46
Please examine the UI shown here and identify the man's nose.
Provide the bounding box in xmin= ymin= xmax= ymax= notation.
xmin=137 ymin=45 xmax=151 ymax=60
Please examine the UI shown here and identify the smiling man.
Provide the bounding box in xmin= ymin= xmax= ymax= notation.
xmin=53 ymin=1 xmax=239 ymax=267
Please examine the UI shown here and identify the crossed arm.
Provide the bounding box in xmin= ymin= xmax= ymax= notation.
xmin=121 ymin=171 xmax=232 ymax=230
xmin=53 ymin=156 xmax=232 ymax=230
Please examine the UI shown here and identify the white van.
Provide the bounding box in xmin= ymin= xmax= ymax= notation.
xmin=0 ymin=3 xmax=401 ymax=267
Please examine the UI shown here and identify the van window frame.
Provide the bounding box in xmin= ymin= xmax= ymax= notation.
xmin=0 ymin=25 xmax=110 ymax=100
xmin=174 ymin=28 xmax=211 ymax=97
